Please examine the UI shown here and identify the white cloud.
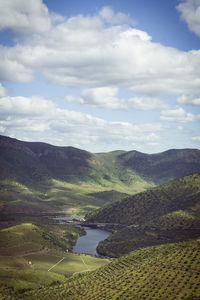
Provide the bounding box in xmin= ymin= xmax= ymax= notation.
xmin=177 ymin=0 xmax=200 ymax=37
xmin=66 ymin=87 xmax=126 ymax=109
xmin=127 ymin=96 xmax=168 ymax=110
xmin=0 ymin=95 xmax=57 ymax=117
xmin=79 ymin=87 xmax=125 ymax=109
xmin=99 ymin=6 xmax=135 ymax=25
xmin=160 ymin=107 xmax=198 ymax=122
xmin=192 ymin=136 xmax=200 ymax=141
xmin=0 ymin=6 xmax=200 ymax=95
xmin=66 ymin=87 xmax=168 ymax=110
xmin=177 ymin=94 xmax=200 ymax=105
xmin=0 ymin=95 xmax=164 ymax=150
xmin=0 ymin=46 xmax=33 ymax=82
xmin=0 ymin=0 xmax=52 ymax=34
xmin=0 ymin=83 xmax=7 ymax=97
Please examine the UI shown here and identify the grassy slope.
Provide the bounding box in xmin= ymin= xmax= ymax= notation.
xmin=0 ymin=219 xmax=109 ymax=296
xmin=87 ymin=173 xmax=200 ymax=256
xmin=1 ymin=135 xmax=200 ymax=216
xmin=0 ymin=219 xmax=84 ymax=256
xmin=14 ymin=238 xmax=200 ymax=300
xmin=0 ymin=178 xmax=132 ymax=217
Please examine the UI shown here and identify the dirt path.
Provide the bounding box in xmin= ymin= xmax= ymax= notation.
xmin=73 ymin=256 xmax=90 ymax=276
xmin=80 ymin=256 xmax=90 ymax=271
xmin=48 ymin=257 xmax=65 ymax=272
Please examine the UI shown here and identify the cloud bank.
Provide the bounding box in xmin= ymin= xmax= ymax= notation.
xmin=66 ymin=87 xmax=168 ymax=110
xmin=160 ymin=107 xmax=199 ymax=122
xmin=0 ymin=5 xmax=200 ymax=98
xmin=0 ymin=94 xmax=164 ymax=151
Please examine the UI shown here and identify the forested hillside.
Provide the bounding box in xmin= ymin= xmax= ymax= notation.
xmin=87 ymin=174 xmax=200 ymax=256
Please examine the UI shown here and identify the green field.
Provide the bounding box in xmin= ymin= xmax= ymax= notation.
xmin=14 ymin=238 xmax=200 ymax=300
xmin=0 ymin=219 xmax=109 ymax=297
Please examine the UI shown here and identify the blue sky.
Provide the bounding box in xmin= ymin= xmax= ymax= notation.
xmin=0 ymin=0 xmax=200 ymax=153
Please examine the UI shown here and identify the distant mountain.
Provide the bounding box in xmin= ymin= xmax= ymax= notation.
xmin=0 ymin=135 xmax=152 ymax=192
xmin=118 ymin=148 xmax=200 ymax=184
xmin=0 ymin=135 xmax=92 ymax=186
xmin=1 ymin=134 xmax=200 ymax=215
xmin=1 ymin=135 xmax=200 ymax=188
xmin=0 ymin=135 xmax=150 ymax=215
xmin=86 ymin=173 xmax=200 ymax=256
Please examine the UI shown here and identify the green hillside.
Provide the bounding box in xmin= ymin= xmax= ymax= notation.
xmin=87 ymin=174 xmax=200 ymax=256
xmin=87 ymin=173 xmax=200 ymax=225
xmin=0 ymin=135 xmax=152 ymax=190
xmin=1 ymin=135 xmax=200 ymax=190
xmin=2 ymin=238 xmax=198 ymax=300
xmin=0 ymin=179 xmax=131 ymax=217
xmin=1 ymin=135 xmax=200 ymax=215
xmin=0 ymin=135 xmax=154 ymax=216
xmin=97 ymin=212 xmax=200 ymax=257
xmin=0 ymin=218 xmax=109 ymax=296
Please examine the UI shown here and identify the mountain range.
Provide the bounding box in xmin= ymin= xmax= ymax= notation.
xmin=1 ymin=134 xmax=200 ymax=216
xmin=1 ymin=134 xmax=200 ymax=187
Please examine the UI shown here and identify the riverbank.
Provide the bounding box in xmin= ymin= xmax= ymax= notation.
xmin=52 ymin=216 xmax=111 ymax=256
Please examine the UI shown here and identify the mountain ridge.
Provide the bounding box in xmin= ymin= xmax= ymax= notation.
xmin=1 ymin=134 xmax=200 ymax=187
xmin=1 ymin=134 xmax=200 ymax=215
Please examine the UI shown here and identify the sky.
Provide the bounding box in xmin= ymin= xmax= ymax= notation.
xmin=0 ymin=0 xmax=200 ymax=153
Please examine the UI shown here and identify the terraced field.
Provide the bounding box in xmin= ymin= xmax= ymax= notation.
xmin=13 ymin=238 xmax=200 ymax=300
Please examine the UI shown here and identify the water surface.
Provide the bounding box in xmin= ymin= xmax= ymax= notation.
xmin=73 ymin=226 xmax=110 ymax=256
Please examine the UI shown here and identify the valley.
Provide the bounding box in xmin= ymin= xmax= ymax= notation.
xmin=0 ymin=135 xmax=200 ymax=299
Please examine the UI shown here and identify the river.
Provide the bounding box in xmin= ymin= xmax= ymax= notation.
xmin=73 ymin=226 xmax=110 ymax=256
xmin=53 ymin=216 xmax=110 ymax=256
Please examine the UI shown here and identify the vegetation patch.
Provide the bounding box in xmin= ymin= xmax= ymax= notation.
xmin=19 ymin=238 xmax=200 ymax=300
